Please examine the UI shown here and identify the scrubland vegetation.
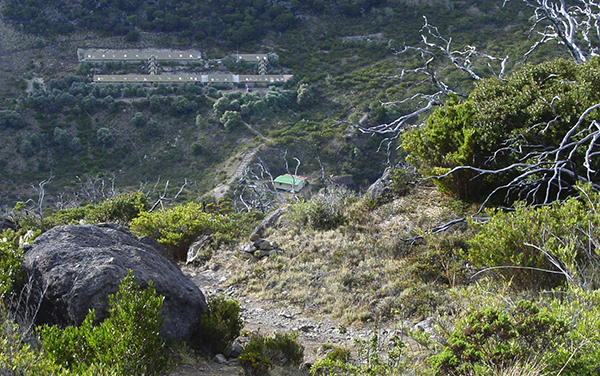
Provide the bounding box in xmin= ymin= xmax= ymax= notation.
xmin=3 ymin=0 xmax=600 ymax=374
xmin=4 ymin=173 xmax=600 ymax=375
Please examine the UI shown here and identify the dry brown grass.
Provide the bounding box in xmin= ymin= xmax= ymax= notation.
xmin=223 ymin=186 xmax=471 ymax=326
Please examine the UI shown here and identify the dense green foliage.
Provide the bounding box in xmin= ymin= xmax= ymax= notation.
xmin=0 ymin=230 xmax=24 ymax=299
xmin=197 ymin=295 xmax=243 ymax=355
xmin=288 ymin=186 xmax=355 ymax=230
xmin=428 ymin=293 xmax=600 ymax=376
xmin=40 ymin=271 xmax=170 ymax=376
xmin=130 ymin=201 xmax=232 ymax=260
xmin=239 ymin=332 xmax=304 ymax=376
xmin=430 ymin=300 xmax=566 ymax=375
xmin=1 ymin=0 xmax=306 ymax=44
xmin=84 ymin=191 xmax=149 ymax=225
xmin=402 ymin=58 xmax=600 ymax=202
xmin=0 ymin=110 xmax=25 ymax=129
xmin=31 ymin=192 xmax=148 ymax=229
xmin=467 ymin=185 xmax=600 ymax=289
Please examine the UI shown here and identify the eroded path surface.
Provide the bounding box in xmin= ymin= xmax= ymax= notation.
xmin=212 ymin=146 xmax=262 ymax=201
xmin=169 ymin=255 xmax=414 ymax=376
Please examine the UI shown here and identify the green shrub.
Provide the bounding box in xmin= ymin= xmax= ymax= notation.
xmin=0 ymin=229 xmax=25 ymax=299
xmin=40 ymin=271 xmax=170 ymax=376
xmin=96 ymin=128 xmax=115 ymax=147
xmin=467 ymin=186 xmax=600 ymax=289
xmin=45 ymin=207 xmax=86 ymax=227
xmin=197 ymin=295 xmax=243 ymax=355
xmin=239 ymin=332 xmax=304 ymax=376
xmin=0 ymin=321 xmax=67 ymax=376
xmin=546 ymin=288 xmax=600 ymax=375
xmin=389 ymin=167 xmax=414 ymax=197
xmin=311 ymin=333 xmax=407 ymax=376
xmin=289 ymin=186 xmax=354 ymax=230
xmin=0 ymin=109 xmax=25 ymax=129
xmin=85 ymin=191 xmax=149 ymax=225
xmin=402 ymin=59 xmax=600 ymax=203
xmin=130 ymin=201 xmax=231 ymax=260
xmin=429 ymin=300 xmax=568 ymax=375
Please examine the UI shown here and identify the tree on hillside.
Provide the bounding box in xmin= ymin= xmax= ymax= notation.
xmin=360 ymin=0 xmax=600 ymax=207
xmin=402 ymin=58 xmax=600 ymax=204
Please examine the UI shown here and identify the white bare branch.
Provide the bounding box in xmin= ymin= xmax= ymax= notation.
xmin=518 ymin=0 xmax=600 ymax=62
xmin=149 ymin=179 xmax=188 ymax=212
xmin=233 ymin=158 xmax=285 ymax=213
xmin=358 ymin=17 xmax=508 ymax=137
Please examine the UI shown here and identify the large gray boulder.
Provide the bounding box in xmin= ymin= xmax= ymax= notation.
xmin=22 ymin=224 xmax=206 ymax=342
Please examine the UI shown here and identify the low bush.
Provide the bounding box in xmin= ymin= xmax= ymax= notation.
xmin=239 ymin=332 xmax=304 ymax=376
xmin=467 ymin=185 xmax=600 ymax=289
xmin=197 ymin=295 xmax=243 ymax=355
xmin=40 ymin=271 xmax=170 ymax=376
xmin=288 ymin=186 xmax=355 ymax=230
xmin=0 ymin=229 xmax=26 ymax=299
xmin=311 ymin=332 xmax=408 ymax=376
xmin=130 ymin=201 xmax=231 ymax=260
xmin=429 ymin=300 xmax=569 ymax=375
xmin=85 ymin=191 xmax=149 ymax=225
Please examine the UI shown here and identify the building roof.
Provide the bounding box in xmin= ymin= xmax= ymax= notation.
xmin=92 ymin=74 xmax=293 ymax=84
xmin=235 ymin=54 xmax=269 ymax=62
xmin=274 ymin=174 xmax=307 ymax=185
xmin=78 ymin=49 xmax=202 ymax=62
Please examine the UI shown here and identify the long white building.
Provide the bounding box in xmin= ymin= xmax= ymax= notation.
xmin=92 ymin=74 xmax=293 ymax=84
xmin=78 ymin=49 xmax=203 ymax=62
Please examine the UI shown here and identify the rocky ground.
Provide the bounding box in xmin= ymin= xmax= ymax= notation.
xmin=169 ymin=251 xmax=425 ymax=376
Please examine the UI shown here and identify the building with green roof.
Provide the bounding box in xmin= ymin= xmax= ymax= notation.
xmin=274 ymin=174 xmax=307 ymax=192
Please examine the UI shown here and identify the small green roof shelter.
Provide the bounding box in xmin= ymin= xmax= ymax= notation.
xmin=274 ymin=174 xmax=307 ymax=192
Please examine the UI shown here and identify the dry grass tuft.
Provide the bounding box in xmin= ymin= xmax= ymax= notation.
xmin=224 ymin=186 xmax=474 ymax=325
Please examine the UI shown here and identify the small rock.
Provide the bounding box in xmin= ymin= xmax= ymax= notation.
xmin=187 ymin=235 xmax=211 ymax=264
xmin=254 ymin=239 xmax=272 ymax=251
xmin=415 ymin=318 xmax=435 ymax=336
xmin=241 ymin=243 xmax=255 ymax=253
xmin=256 ymin=250 xmax=271 ymax=258
xmin=215 ymin=354 xmax=227 ymax=364
xmin=249 ymin=206 xmax=289 ymax=239
xmin=228 ymin=342 xmax=243 ymax=358
xmin=299 ymin=325 xmax=314 ymax=333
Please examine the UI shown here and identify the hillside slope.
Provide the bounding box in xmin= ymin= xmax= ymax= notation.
xmin=0 ymin=0 xmax=547 ymax=209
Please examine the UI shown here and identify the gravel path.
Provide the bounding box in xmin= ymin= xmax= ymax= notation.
xmin=169 ymin=259 xmax=415 ymax=376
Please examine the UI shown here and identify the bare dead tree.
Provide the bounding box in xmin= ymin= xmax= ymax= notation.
xmin=54 ymin=190 xmax=81 ymax=211
xmin=75 ymin=173 xmax=117 ymax=203
xmin=282 ymin=150 xmax=302 ymax=200
xmin=348 ymin=17 xmax=508 ymax=140
xmin=233 ymin=158 xmax=285 ymax=213
xmin=148 ymin=178 xmax=188 ymax=212
xmin=519 ymin=0 xmax=600 ymax=63
xmin=13 ymin=175 xmax=54 ymax=225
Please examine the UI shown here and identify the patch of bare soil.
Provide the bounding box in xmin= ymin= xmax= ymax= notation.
xmin=169 ymin=249 xmax=421 ymax=376
xmin=211 ymin=145 xmax=263 ymax=201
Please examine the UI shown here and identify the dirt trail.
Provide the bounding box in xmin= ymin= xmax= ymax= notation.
xmin=212 ymin=145 xmax=262 ymax=201
xmin=168 ymin=256 xmax=415 ymax=376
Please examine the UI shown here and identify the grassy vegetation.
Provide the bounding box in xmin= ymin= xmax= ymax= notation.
xmin=3 ymin=0 xmax=600 ymax=374
xmin=0 ymin=0 xmax=559 ymax=208
xmin=4 ymin=172 xmax=600 ymax=375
